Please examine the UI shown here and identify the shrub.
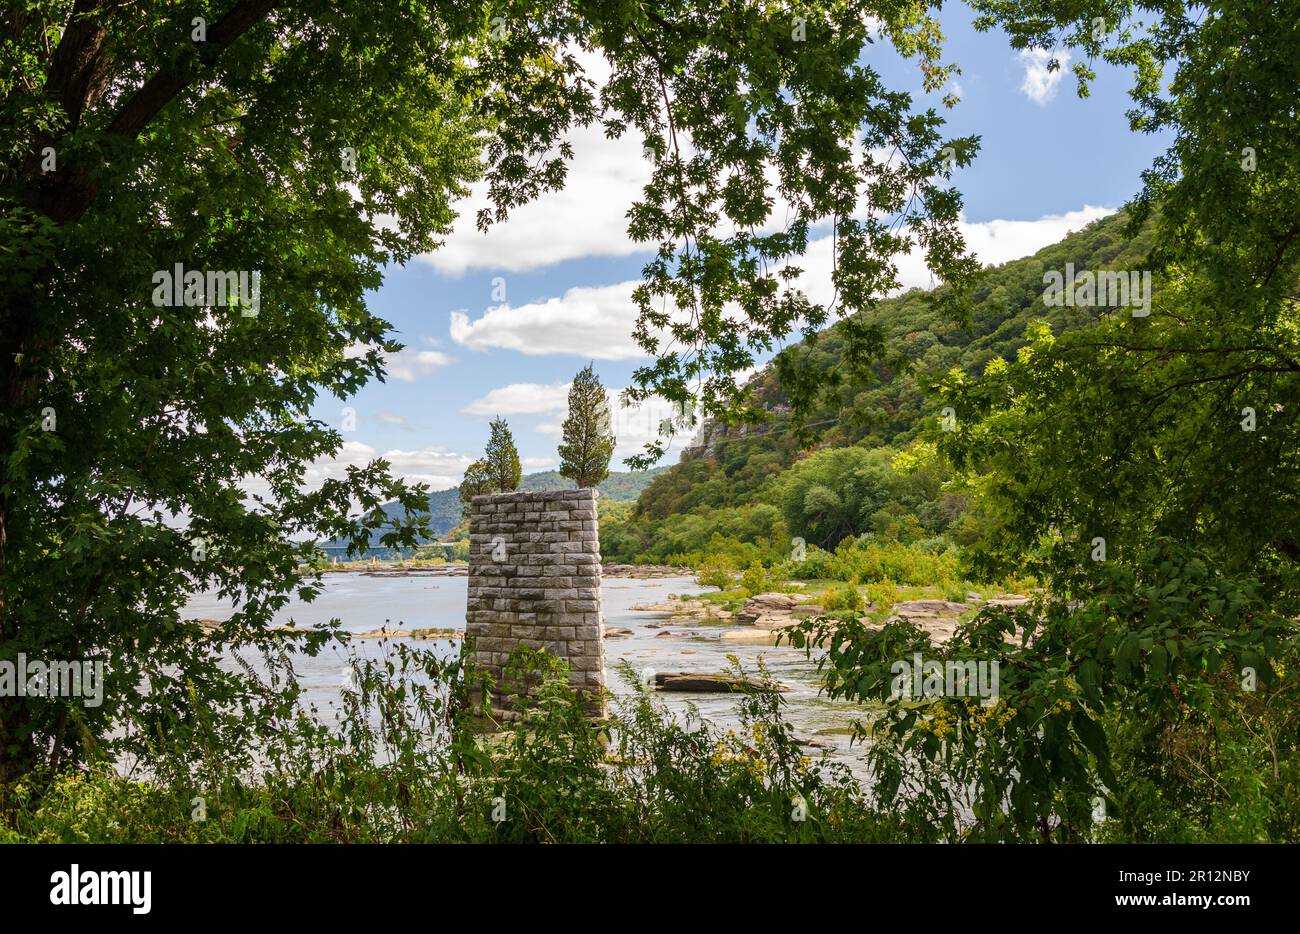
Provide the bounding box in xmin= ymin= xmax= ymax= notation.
xmin=820 ymin=583 xmax=864 ymax=613
xmin=833 ymin=538 xmax=960 ymax=587
xmin=740 ymin=560 xmax=774 ymax=596
xmin=862 ymin=579 xmax=897 ymax=615
xmin=785 ymin=544 xmax=839 ymax=581
xmin=695 ymin=554 xmax=739 ymax=591
xmin=785 ymin=543 xmax=1300 ymax=843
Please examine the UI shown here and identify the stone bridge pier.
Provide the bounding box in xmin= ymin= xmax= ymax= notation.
xmin=465 ymin=489 xmax=606 ymax=719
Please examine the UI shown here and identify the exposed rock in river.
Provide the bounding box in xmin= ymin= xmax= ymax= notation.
xmin=721 ymin=628 xmax=785 ymax=646
xmin=359 ymin=566 xmax=467 ymax=578
xmin=653 ymin=671 xmax=788 ymax=693
xmin=186 ymin=618 xmax=460 ymax=641
xmin=629 ymin=597 xmax=734 ymax=623
xmin=351 ymin=627 xmax=461 ymax=640
xmin=603 ymin=563 xmax=692 ymax=579
xmin=323 ymin=563 xmax=468 ymax=577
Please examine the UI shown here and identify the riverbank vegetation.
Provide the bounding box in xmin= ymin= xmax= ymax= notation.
xmin=4 ymin=633 xmax=1295 ymax=843
xmin=1 ymin=647 xmax=892 ymax=843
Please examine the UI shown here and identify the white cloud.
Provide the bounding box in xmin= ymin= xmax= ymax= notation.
xmin=959 ymin=205 xmax=1114 ymax=267
xmin=462 ymin=382 xmax=571 ymax=415
xmin=423 ymin=130 xmax=876 ymax=278
xmin=523 ymin=456 xmax=557 ymax=469
xmin=887 ymin=205 xmax=1115 ymax=295
xmin=420 ymin=120 xmax=652 ymax=276
xmin=302 ymin=440 xmax=474 ymax=492
xmin=414 ymin=36 xmax=898 ymax=281
xmin=1017 ymin=48 xmax=1071 ymax=105
xmin=383 ymin=347 xmax=456 ymax=382
xmin=778 ymin=204 xmax=1115 ymax=309
xmin=346 ymin=339 xmax=456 ymax=381
xmin=450 ymin=281 xmax=649 ymax=360
xmin=469 ymin=380 xmax=699 ymax=462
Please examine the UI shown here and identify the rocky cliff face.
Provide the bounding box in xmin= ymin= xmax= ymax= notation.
xmin=680 ymin=401 xmax=792 ymax=461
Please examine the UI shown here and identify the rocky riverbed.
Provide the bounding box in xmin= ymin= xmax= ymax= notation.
xmin=602 ymin=563 xmax=694 ymax=579
xmin=186 ymin=618 xmax=462 ymax=641
xmin=630 ymin=589 xmax=1035 ymax=647
xmin=325 ymin=563 xmax=469 ymax=577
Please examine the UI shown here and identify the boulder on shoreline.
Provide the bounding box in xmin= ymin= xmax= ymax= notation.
xmin=892 ymin=599 xmax=971 ymax=616
xmin=863 ymin=593 xmax=1036 ymax=644
xmin=734 ymin=592 xmax=819 ymax=629
xmin=986 ymin=594 xmax=1032 ymax=607
xmin=880 ymin=600 xmax=973 ymax=645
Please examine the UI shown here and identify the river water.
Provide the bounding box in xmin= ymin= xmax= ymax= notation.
xmin=185 ymin=572 xmax=872 ymax=774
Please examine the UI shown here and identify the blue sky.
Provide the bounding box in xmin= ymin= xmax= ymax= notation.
xmin=306 ymin=4 xmax=1170 ymax=493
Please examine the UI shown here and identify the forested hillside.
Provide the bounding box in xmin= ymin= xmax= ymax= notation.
xmin=519 ymin=467 xmax=668 ymax=500
xmin=605 ymin=211 xmax=1154 ymax=565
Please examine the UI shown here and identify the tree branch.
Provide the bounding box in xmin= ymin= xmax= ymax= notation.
xmin=105 ymin=0 xmax=282 ymax=141
xmin=30 ymin=0 xmax=282 ymax=223
xmin=43 ymin=0 xmax=114 ymax=132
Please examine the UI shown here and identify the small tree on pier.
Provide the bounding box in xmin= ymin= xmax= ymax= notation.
xmin=485 ymin=417 xmax=522 ymax=493
xmin=558 ymin=365 xmax=615 ymax=489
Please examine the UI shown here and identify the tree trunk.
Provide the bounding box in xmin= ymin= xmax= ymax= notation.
xmin=0 ymin=278 xmax=41 ymax=800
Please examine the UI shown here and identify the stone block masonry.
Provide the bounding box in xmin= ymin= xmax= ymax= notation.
xmin=465 ymin=488 xmax=606 ymax=720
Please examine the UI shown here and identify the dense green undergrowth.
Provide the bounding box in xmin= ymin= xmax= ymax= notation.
xmin=0 ymin=648 xmax=895 ymax=843
xmin=4 ymin=591 xmax=1296 ymax=844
